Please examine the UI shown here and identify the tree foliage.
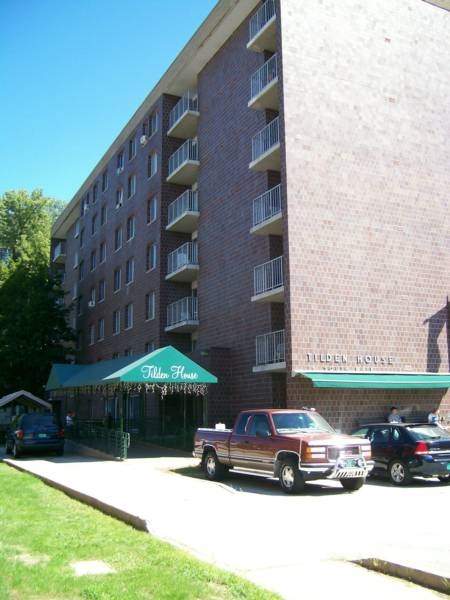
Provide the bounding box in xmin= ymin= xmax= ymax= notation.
xmin=0 ymin=190 xmax=74 ymax=397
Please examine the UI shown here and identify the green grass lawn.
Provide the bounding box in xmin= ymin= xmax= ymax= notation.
xmin=0 ymin=463 xmax=280 ymax=600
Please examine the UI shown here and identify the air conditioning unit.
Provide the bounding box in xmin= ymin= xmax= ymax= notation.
xmin=88 ymin=300 xmax=96 ymax=308
xmin=140 ymin=135 xmax=148 ymax=146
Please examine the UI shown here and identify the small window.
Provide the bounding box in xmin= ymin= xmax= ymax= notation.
xmin=114 ymin=226 xmax=123 ymax=251
xmin=146 ymin=242 xmax=157 ymax=271
xmin=126 ymin=216 xmax=135 ymax=241
xmin=97 ymin=318 xmax=105 ymax=341
xmin=124 ymin=303 xmax=134 ymax=329
xmin=149 ymin=112 xmax=159 ymax=137
xmin=79 ymin=228 xmax=84 ymax=248
xmin=99 ymin=241 xmax=106 ymax=263
xmin=91 ymin=213 xmax=98 ymax=236
xmin=78 ymin=260 xmax=85 ymax=281
xmin=92 ymin=183 xmax=98 ymax=203
xmin=90 ymin=249 xmax=97 ymax=271
xmin=112 ymin=310 xmax=120 ymax=335
xmin=89 ymin=287 xmax=96 ymax=304
xmin=89 ymin=324 xmax=95 ymax=346
xmin=102 ymin=169 xmax=108 ymax=192
xmin=147 ymin=152 xmax=158 ymax=178
xmin=113 ymin=267 xmax=122 ymax=292
xmin=145 ymin=341 xmax=155 ymax=353
xmin=145 ymin=291 xmax=156 ymax=320
xmin=117 ymin=150 xmax=124 ymax=173
xmin=125 ymin=258 xmax=135 ymax=284
xmin=127 ymin=174 xmax=136 ymax=199
xmin=116 ymin=187 xmax=124 ymax=209
xmin=100 ymin=204 xmax=107 ymax=225
xmin=98 ymin=279 xmax=106 ymax=302
xmin=128 ymin=137 xmax=136 ymax=161
xmin=147 ymin=195 xmax=157 ymax=224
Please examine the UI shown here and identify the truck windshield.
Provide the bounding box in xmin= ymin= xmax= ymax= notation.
xmin=272 ymin=412 xmax=335 ymax=434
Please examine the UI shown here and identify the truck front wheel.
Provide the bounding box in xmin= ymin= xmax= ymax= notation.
xmin=279 ymin=459 xmax=305 ymax=494
xmin=203 ymin=451 xmax=226 ymax=481
xmin=340 ymin=477 xmax=365 ymax=491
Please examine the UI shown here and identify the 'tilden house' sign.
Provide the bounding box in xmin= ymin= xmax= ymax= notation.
xmin=306 ymin=352 xmax=395 ymax=369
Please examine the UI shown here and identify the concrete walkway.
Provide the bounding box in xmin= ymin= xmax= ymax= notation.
xmin=2 ymin=443 xmax=449 ymax=600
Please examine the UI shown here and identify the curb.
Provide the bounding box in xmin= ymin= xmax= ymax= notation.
xmin=4 ymin=459 xmax=148 ymax=533
xmin=353 ymin=558 xmax=450 ymax=596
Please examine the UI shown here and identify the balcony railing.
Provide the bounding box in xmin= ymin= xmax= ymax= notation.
xmin=167 ymin=190 xmax=199 ymax=232
xmin=167 ymin=139 xmax=199 ymax=184
xmin=166 ymin=241 xmax=199 ymax=281
xmin=250 ymin=117 xmax=280 ymax=171
xmin=252 ymin=184 xmax=282 ymax=231
xmin=254 ymin=256 xmax=283 ymax=296
xmin=166 ymin=296 xmax=198 ymax=331
xmin=249 ymin=54 xmax=278 ymax=109
xmin=255 ymin=329 xmax=285 ymax=368
xmin=168 ymin=91 xmax=199 ymax=136
xmin=248 ymin=0 xmax=276 ymax=48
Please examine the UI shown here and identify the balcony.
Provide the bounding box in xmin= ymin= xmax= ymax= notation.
xmin=253 ymin=329 xmax=286 ymax=373
xmin=251 ymin=256 xmax=284 ymax=303
xmin=53 ymin=241 xmax=66 ymax=263
xmin=166 ymin=241 xmax=199 ymax=282
xmin=167 ymin=139 xmax=200 ymax=185
xmin=166 ymin=190 xmax=199 ymax=233
xmin=249 ymin=117 xmax=280 ymax=172
xmin=165 ymin=296 xmax=199 ymax=332
xmin=249 ymin=54 xmax=278 ymax=110
xmin=250 ymin=184 xmax=282 ymax=235
xmin=247 ymin=0 xmax=276 ymax=53
xmin=167 ymin=91 xmax=199 ymax=138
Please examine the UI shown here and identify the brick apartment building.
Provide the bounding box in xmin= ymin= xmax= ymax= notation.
xmin=50 ymin=0 xmax=450 ymax=436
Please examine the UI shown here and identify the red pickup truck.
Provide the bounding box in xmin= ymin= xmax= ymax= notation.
xmin=193 ymin=408 xmax=373 ymax=493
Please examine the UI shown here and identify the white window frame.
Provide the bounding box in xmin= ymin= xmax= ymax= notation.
xmin=147 ymin=152 xmax=158 ymax=179
xmin=124 ymin=303 xmax=134 ymax=330
xmin=146 ymin=291 xmax=156 ymax=321
xmin=112 ymin=310 xmax=121 ymax=335
xmin=147 ymin=195 xmax=157 ymax=224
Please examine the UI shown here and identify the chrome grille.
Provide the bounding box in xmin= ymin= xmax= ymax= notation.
xmin=327 ymin=446 xmax=360 ymax=460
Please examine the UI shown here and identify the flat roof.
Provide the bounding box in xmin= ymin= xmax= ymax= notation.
xmin=52 ymin=0 xmax=260 ymax=239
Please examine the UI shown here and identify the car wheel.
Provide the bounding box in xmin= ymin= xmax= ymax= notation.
xmin=279 ymin=459 xmax=305 ymax=494
xmin=438 ymin=475 xmax=450 ymax=483
xmin=388 ymin=460 xmax=411 ymax=485
xmin=340 ymin=477 xmax=365 ymax=492
xmin=203 ymin=451 xmax=225 ymax=481
xmin=12 ymin=443 xmax=21 ymax=459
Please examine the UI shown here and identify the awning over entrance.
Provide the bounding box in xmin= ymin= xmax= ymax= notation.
xmin=46 ymin=346 xmax=217 ymax=390
xmin=295 ymin=371 xmax=450 ymax=389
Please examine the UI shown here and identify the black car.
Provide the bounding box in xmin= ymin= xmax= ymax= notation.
xmin=351 ymin=422 xmax=450 ymax=485
xmin=5 ymin=413 xmax=65 ymax=458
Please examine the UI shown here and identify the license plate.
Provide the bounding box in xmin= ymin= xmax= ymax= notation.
xmin=342 ymin=458 xmax=359 ymax=468
xmin=38 ymin=433 xmax=48 ymax=439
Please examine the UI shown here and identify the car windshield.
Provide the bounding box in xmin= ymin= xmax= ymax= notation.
xmin=406 ymin=424 xmax=450 ymax=441
xmin=272 ymin=412 xmax=335 ymax=434
xmin=21 ymin=414 xmax=58 ymax=428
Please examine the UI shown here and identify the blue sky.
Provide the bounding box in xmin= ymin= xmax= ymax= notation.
xmin=0 ymin=0 xmax=217 ymax=203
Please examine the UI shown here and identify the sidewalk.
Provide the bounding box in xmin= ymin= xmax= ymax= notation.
xmin=3 ymin=443 xmax=449 ymax=600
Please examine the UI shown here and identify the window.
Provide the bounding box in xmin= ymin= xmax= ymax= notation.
xmin=91 ymin=213 xmax=98 ymax=235
xmin=93 ymin=183 xmax=98 ymax=203
xmin=116 ymin=187 xmax=124 ymax=209
xmin=128 ymin=137 xmax=136 ymax=161
xmin=76 ymin=296 xmax=82 ymax=316
xmin=89 ymin=324 xmax=95 ymax=346
xmin=89 ymin=287 xmax=96 ymax=304
xmin=79 ymin=228 xmax=84 ymax=248
xmin=147 ymin=195 xmax=157 ymax=224
xmin=127 ymin=174 xmax=136 ymax=199
xmin=145 ymin=341 xmax=155 ymax=353
xmin=100 ymin=204 xmax=107 ymax=225
xmin=112 ymin=310 xmax=120 ymax=335
xmin=90 ymin=249 xmax=97 ymax=271
xmin=146 ymin=242 xmax=157 ymax=271
xmin=112 ymin=352 xmax=119 ymax=359
xmin=126 ymin=215 xmax=135 ymax=241
xmin=113 ymin=267 xmax=122 ymax=292
xmin=81 ymin=193 xmax=89 ymax=215
xmin=98 ymin=279 xmax=106 ymax=302
xmin=78 ymin=260 xmax=84 ymax=281
xmin=74 ymin=220 xmax=80 ymax=238
xmin=147 ymin=152 xmax=158 ymax=178
xmin=124 ymin=303 xmax=134 ymax=329
xmin=102 ymin=169 xmax=108 ymax=192
xmin=99 ymin=241 xmax=106 ymax=263
xmin=117 ymin=150 xmax=124 ymax=173
xmin=98 ymin=318 xmax=105 ymax=341
xmin=145 ymin=291 xmax=155 ymax=320
xmin=125 ymin=258 xmax=135 ymax=284
xmin=149 ymin=111 xmax=159 ymax=137
xmin=114 ymin=226 xmax=123 ymax=251
xmin=124 ymin=347 xmax=133 ymax=356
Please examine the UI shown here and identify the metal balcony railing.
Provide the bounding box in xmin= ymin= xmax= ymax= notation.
xmin=253 ymin=184 xmax=282 ymax=227
xmin=250 ymin=54 xmax=278 ymax=101
xmin=251 ymin=117 xmax=279 ymax=162
xmin=255 ymin=329 xmax=285 ymax=366
xmin=169 ymin=91 xmax=199 ymax=130
xmin=167 ymin=241 xmax=198 ymax=275
xmin=254 ymin=256 xmax=283 ymax=296
xmin=249 ymin=0 xmax=276 ymax=43
xmin=168 ymin=139 xmax=199 ymax=177
xmin=166 ymin=296 xmax=198 ymax=328
xmin=167 ymin=190 xmax=199 ymax=226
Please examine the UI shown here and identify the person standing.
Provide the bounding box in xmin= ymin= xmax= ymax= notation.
xmin=387 ymin=406 xmax=402 ymax=423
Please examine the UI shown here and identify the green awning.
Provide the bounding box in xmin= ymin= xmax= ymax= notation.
xmin=46 ymin=346 xmax=217 ymax=390
xmin=295 ymin=371 xmax=450 ymax=389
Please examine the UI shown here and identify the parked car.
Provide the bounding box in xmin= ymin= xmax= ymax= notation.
xmin=5 ymin=413 xmax=65 ymax=458
xmin=351 ymin=422 xmax=450 ymax=485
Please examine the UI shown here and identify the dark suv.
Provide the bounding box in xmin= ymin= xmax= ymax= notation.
xmin=351 ymin=422 xmax=450 ymax=485
xmin=5 ymin=413 xmax=64 ymax=458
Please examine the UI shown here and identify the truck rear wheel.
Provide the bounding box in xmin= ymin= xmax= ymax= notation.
xmin=340 ymin=477 xmax=365 ymax=491
xmin=279 ymin=459 xmax=305 ymax=494
xmin=203 ymin=451 xmax=226 ymax=481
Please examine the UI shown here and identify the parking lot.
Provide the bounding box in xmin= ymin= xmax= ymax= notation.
xmin=3 ymin=445 xmax=450 ymax=599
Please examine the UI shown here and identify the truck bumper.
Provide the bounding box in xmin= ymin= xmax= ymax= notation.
xmin=300 ymin=458 xmax=373 ymax=480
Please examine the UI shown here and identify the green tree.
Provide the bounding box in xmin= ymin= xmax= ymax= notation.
xmin=0 ymin=190 xmax=74 ymax=396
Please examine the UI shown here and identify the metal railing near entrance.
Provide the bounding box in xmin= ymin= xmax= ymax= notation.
xmin=67 ymin=421 xmax=130 ymax=460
